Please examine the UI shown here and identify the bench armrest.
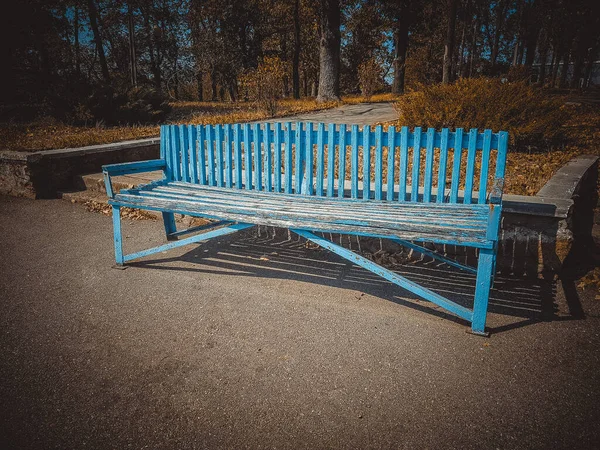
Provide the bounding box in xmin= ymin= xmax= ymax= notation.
xmin=102 ymin=159 xmax=166 ymax=198
xmin=488 ymin=177 xmax=505 ymax=204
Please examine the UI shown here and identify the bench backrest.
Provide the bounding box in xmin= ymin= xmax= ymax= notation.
xmin=161 ymin=122 xmax=508 ymax=205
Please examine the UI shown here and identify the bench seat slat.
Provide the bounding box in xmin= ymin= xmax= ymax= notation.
xmin=113 ymin=183 xmax=493 ymax=246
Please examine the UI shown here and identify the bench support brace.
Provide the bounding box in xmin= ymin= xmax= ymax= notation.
xmin=391 ymin=239 xmax=477 ymax=274
xmin=112 ymin=206 xmax=253 ymax=265
xmin=292 ymin=229 xmax=492 ymax=335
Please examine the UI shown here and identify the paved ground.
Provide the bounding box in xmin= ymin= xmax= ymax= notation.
xmin=258 ymin=102 xmax=398 ymax=125
xmin=1 ymin=196 xmax=599 ymax=449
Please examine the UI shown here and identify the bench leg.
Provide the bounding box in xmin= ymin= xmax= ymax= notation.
xmin=471 ymin=247 xmax=495 ymax=336
xmin=162 ymin=212 xmax=177 ymax=240
xmin=112 ymin=206 xmax=125 ymax=267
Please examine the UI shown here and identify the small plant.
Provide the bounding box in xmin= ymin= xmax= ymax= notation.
xmin=240 ymin=57 xmax=286 ymax=116
xmin=395 ymin=78 xmax=568 ymax=151
xmin=357 ymin=58 xmax=383 ymax=101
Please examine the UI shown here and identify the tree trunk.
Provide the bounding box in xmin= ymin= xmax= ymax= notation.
xmin=391 ymin=4 xmax=409 ymax=94
xmin=292 ymin=0 xmax=301 ymax=99
xmin=197 ymin=71 xmax=203 ymax=101
xmin=87 ymin=0 xmax=110 ymax=82
xmin=128 ymin=4 xmax=137 ymax=87
xmin=211 ymin=69 xmax=218 ymax=101
xmin=550 ymin=48 xmax=562 ymax=87
xmin=442 ymin=0 xmax=458 ymax=84
xmin=74 ymin=6 xmax=81 ymax=76
xmin=317 ymin=0 xmax=341 ymax=102
xmin=537 ymin=30 xmax=549 ymax=85
xmin=490 ymin=0 xmax=507 ymax=68
xmin=143 ymin=9 xmax=161 ymax=91
xmin=558 ymin=51 xmax=570 ymax=88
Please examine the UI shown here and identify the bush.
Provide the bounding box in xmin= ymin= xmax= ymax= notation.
xmin=240 ymin=56 xmax=286 ymax=116
xmin=396 ymin=78 xmax=567 ymax=150
xmin=357 ymin=58 xmax=383 ymax=101
xmin=79 ymin=85 xmax=171 ymax=126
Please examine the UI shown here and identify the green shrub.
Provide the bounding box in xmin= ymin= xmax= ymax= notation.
xmin=396 ymin=78 xmax=567 ymax=150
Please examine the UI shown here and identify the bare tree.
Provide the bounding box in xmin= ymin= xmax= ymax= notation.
xmin=317 ymin=0 xmax=341 ymax=102
xmin=442 ymin=0 xmax=458 ymax=84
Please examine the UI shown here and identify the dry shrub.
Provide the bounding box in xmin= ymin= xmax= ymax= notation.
xmin=357 ymin=58 xmax=383 ymax=101
xmin=240 ymin=56 xmax=286 ymax=116
xmin=396 ymin=78 xmax=568 ymax=150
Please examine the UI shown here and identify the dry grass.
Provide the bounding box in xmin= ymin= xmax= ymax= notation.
xmin=343 ymin=93 xmax=400 ymax=104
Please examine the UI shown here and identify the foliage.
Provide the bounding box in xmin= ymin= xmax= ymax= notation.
xmin=396 ymin=78 xmax=568 ymax=150
xmin=357 ymin=59 xmax=383 ymax=101
xmin=79 ymin=86 xmax=171 ymax=126
xmin=240 ymin=57 xmax=287 ymax=116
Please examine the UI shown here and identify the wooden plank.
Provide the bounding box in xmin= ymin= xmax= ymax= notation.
xmin=215 ymin=124 xmax=223 ymax=187
xmin=436 ymin=128 xmax=450 ymax=203
xmin=274 ymin=122 xmax=282 ymax=192
xmin=495 ymin=131 xmax=509 ymax=180
xmin=450 ymin=128 xmax=463 ymax=203
xmin=351 ymin=125 xmax=359 ymax=199
xmin=206 ymin=125 xmax=215 ymax=186
xmin=284 ymin=122 xmax=293 ymax=194
xmin=374 ymin=125 xmax=383 ymax=200
xmin=398 ymin=126 xmax=409 ymax=201
xmin=234 ymin=123 xmax=242 ymax=188
xmin=243 ymin=123 xmax=252 ymax=189
xmin=338 ymin=124 xmax=347 ymax=198
xmin=253 ymin=123 xmax=262 ymax=191
xmin=179 ymin=124 xmax=189 ymax=182
xmin=295 ymin=122 xmax=304 ymax=194
xmin=423 ymin=127 xmax=435 ymax=202
xmin=478 ymin=129 xmax=492 ymax=203
xmin=386 ymin=126 xmax=395 ymax=201
xmin=410 ymin=127 xmax=422 ymax=202
xmin=163 ymin=126 xmax=172 ymax=180
xmin=316 ymin=123 xmax=325 ymax=196
xmin=463 ymin=128 xmax=478 ymax=204
xmin=303 ymin=122 xmax=314 ymax=195
xmin=264 ymin=123 xmax=273 ymax=192
xmin=327 ymin=123 xmax=336 ymax=197
xmin=197 ymin=125 xmax=207 ymax=185
xmin=170 ymin=125 xmax=180 ymax=181
xmin=224 ymin=124 xmax=233 ymax=188
xmin=189 ymin=125 xmax=199 ymax=184
xmin=363 ymin=125 xmax=371 ymax=199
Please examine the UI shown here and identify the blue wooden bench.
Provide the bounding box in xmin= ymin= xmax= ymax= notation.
xmin=103 ymin=122 xmax=508 ymax=335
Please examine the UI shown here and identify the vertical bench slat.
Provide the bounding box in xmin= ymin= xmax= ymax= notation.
xmin=171 ymin=125 xmax=180 ymax=181
xmin=197 ymin=125 xmax=206 ymax=185
xmin=243 ymin=123 xmax=252 ymax=189
xmin=224 ymin=124 xmax=233 ymax=188
xmin=316 ymin=123 xmax=325 ymax=196
xmin=253 ymin=123 xmax=263 ymax=191
xmin=338 ymin=124 xmax=347 ymax=198
xmin=215 ymin=124 xmax=224 ymax=187
xmin=327 ymin=123 xmax=336 ymax=197
xmin=264 ymin=123 xmax=273 ymax=192
xmin=233 ymin=123 xmax=242 ymax=188
xmin=449 ymin=128 xmax=463 ymax=203
xmin=463 ymin=128 xmax=478 ymax=204
xmin=284 ymin=122 xmax=293 ymax=194
xmin=163 ymin=126 xmax=172 ymax=180
xmin=363 ymin=125 xmax=371 ymax=200
xmin=303 ymin=122 xmax=314 ymax=195
xmin=160 ymin=125 xmax=166 ymax=160
xmin=206 ymin=125 xmax=215 ymax=186
xmin=423 ymin=127 xmax=435 ymax=202
xmin=179 ymin=124 xmax=189 ymax=182
xmin=189 ymin=125 xmax=198 ymax=184
xmin=274 ymin=122 xmax=282 ymax=192
xmin=351 ymin=125 xmax=359 ymax=199
xmin=386 ymin=126 xmax=396 ymax=201
xmin=295 ymin=122 xmax=304 ymax=194
xmin=436 ymin=128 xmax=450 ymax=203
xmin=478 ymin=129 xmax=492 ymax=203
xmin=410 ymin=127 xmax=422 ymax=202
xmin=375 ymin=125 xmax=383 ymax=200
xmin=398 ymin=126 xmax=409 ymax=201
xmin=495 ymin=131 xmax=509 ymax=179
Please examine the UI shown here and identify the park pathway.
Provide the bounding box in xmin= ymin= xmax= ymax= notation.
xmin=258 ymin=101 xmax=398 ymax=125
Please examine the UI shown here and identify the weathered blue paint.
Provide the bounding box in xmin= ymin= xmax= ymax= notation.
xmin=104 ymin=122 xmax=509 ymax=335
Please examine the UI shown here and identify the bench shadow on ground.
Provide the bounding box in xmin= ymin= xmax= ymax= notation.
xmin=127 ymin=227 xmax=583 ymax=335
